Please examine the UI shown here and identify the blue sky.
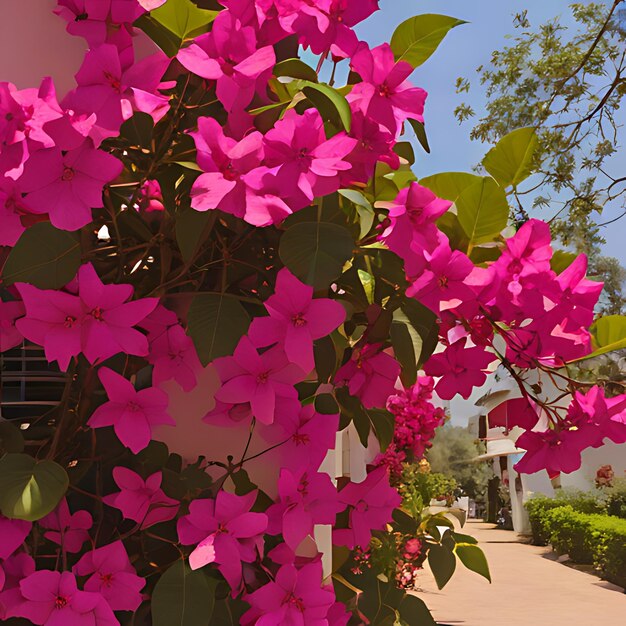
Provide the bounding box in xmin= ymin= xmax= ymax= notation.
xmin=355 ymin=0 xmax=626 ymax=265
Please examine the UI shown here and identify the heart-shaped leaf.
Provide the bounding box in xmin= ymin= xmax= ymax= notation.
xmin=0 ymin=454 xmax=69 ymax=521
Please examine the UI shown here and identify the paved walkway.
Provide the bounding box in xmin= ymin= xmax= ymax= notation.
xmin=414 ymin=520 xmax=625 ymax=625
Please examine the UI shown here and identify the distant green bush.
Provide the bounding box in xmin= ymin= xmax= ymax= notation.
xmin=605 ymin=478 xmax=626 ymax=519
xmin=524 ymin=499 xmax=626 ymax=588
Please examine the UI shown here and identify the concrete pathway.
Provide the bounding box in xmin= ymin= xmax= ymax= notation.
xmin=414 ymin=520 xmax=625 ymax=625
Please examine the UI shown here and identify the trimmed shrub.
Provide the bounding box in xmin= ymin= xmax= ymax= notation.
xmin=525 ymin=501 xmax=626 ymax=588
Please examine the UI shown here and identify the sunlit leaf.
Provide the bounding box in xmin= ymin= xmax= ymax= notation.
xmin=391 ymin=14 xmax=467 ymax=68
xmin=0 ymin=454 xmax=68 ymax=522
xmin=482 ymin=127 xmax=539 ymax=188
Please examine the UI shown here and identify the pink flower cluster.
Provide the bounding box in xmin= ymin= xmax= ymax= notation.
xmin=0 ymin=506 xmax=144 ymax=624
xmin=376 ymin=377 xmax=446 ymax=477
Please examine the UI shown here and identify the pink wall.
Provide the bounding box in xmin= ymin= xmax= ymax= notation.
xmin=0 ymin=0 xmax=158 ymax=96
xmin=0 ymin=0 xmax=86 ymax=94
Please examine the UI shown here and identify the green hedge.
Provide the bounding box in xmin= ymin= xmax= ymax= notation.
xmin=525 ymin=492 xmax=606 ymax=546
xmin=525 ymin=500 xmax=626 ymax=588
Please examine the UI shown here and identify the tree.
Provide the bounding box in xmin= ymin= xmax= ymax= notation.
xmin=455 ymin=1 xmax=626 ymax=314
xmin=428 ymin=426 xmax=492 ymax=501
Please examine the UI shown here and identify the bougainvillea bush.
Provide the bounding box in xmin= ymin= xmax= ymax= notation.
xmin=1 ymin=1 xmax=625 ymax=624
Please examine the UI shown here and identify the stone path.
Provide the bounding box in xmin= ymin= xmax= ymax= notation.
xmin=413 ymin=520 xmax=625 ymax=625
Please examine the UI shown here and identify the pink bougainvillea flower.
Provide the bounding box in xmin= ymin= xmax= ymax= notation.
xmin=69 ymin=44 xmax=169 ymax=141
xmin=55 ymin=0 xmax=141 ymax=62
xmin=547 ymin=254 xmax=604 ymax=331
xmin=495 ymin=219 xmax=553 ymax=279
xmin=0 ymin=516 xmax=31 ymax=561
xmin=39 ymin=499 xmax=92 ymax=554
xmin=267 ymin=468 xmax=345 ymax=550
xmin=16 ymin=268 xmax=156 ymax=371
xmin=333 ymin=466 xmax=401 ymax=549
xmin=343 ymin=109 xmax=399 ymax=185
xmin=148 ymin=323 xmax=202 ymax=392
xmin=178 ymin=11 xmax=275 ymax=111
xmin=103 ymin=467 xmax=179 ymax=529
xmin=17 ymin=138 xmax=122 ymax=231
xmin=514 ymin=428 xmax=593 ymax=475
xmin=15 ymin=284 xmax=84 ymax=370
xmin=74 ymin=541 xmax=145 ymax=612
xmin=215 ymin=337 xmax=304 ymax=425
xmin=267 ymin=403 xmax=340 ymax=472
xmin=8 ymin=570 xmax=118 ymax=626
xmin=0 ymin=177 xmax=32 ymax=246
xmin=262 ymin=109 xmax=356 ymax=208
xmin=248 ymin=268 xmax=345 ymax=372
xmin=381 ymin=182 xmax=451 ymax=258
xmin=0 ymin=300 xmax=25 ymax=352
xmin=135 ymin=179 xmax=165 ymax=212
xmin=348 ymin=43 xmax=427 ymax=134
xmin=326 ymin=601 xmax=352 ymax=626
xmin=9 ymin=80 xmax=63 ymax=150
xmin=407 ymin=243 xmax=477 ymax=313
xmin=335 ymin=343 xmax=400 ymax=409
xmin=88 ymin=367 xmax=174 ymax=453
xmin=242 ymin=561 xmax=335 ymax=625
xmin=177 ymin=490 xmax=267 ymax=592
xmin=424 ymin=339 xmax=495 ymax=400
xmin=189 ymin=117 xmax=265 ymax=218
xmin=76 ymin=263 xmax=158 ymax=364
xmin=0 ymin=553 xmax=35 ymax=619
xmin=567 ymin=385 xmax=626 ymax=446
xmin=294 ymin=0 xmax=379 ymax=58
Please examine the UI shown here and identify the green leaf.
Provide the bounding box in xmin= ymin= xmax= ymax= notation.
xmin=419 ymin=171 xmax=482 ymax=201
xmin=0 ymin=454 xmax=68 ymax=521
xmin=301 ymin=82 xmax=352 ymax=131
xmin=314 ymin=393 xmax=339 ymax=415
xmin=339 ymin=189 xmax=375 ymax=239
xmin=230 ymin=469 xmax=257 ymax=496
xmin=368 ymin=408 xmax=395 ymax=452
xmin=398 ymin=594 xmax=437 ymax=626
xmin=136 ymin=0 xmax=218 ymax=56
xmin=120 ymin=112 xmax=154 ymax=149
xmin=176 ymin=209 xmax=213 ymax=262
xmin=314 ymin=335 xmax=337 ymax=383
xmin=273 ymin=58 xmax=318 ymax=83
xmin=2 ymin=223 xmax=81 ymax=289
xmin=437 ymin=212 xmax=469 ymax=253
xmin=482 ymin=127 xmax=538 ymax=188
xmin=400 ymin=299 xmax=439 ymax=366
xmin=551 ymin=249 xmax=578 ymax=274
xmin=187 ymin=293 xmax=250 ymax=366
xmin=455 ymin=543 xmax=491 ymax=582
xmin=394 ymin=141 xmax=415 ymax=164
xmin=451 ymin=531 xmax=478 ymax=545
xmin=391 ymin=14 xmax=466 ymax=68
xmin=408 ymin=119 xmax=430 ymax=154
xmin=152 ymin=561 xmax=217 ymax=626
xmin=427 ymin=543 xmax=456 ymax=590
xmin=456 ymin=177 xmax=509 ymax=246
xmin=279 ymin=221 xmax=354 ymax=290
xmin=0 ymin=421 xmax=25 ymax=455
xmin=390 ymin=320 xmax=418 ymax=386
xmin=336 ymin=387 xmax=370 ymax=446
xmin=582 ymin=315 xmax=626 ymax=359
